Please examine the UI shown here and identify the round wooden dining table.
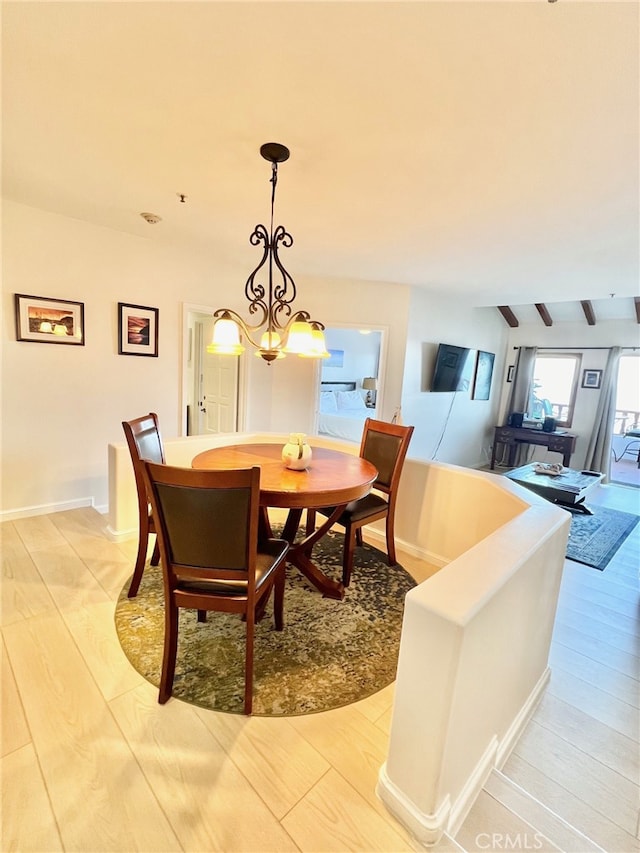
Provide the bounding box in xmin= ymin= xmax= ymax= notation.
xmin=192 ymin=443 xmax=378 ymax=600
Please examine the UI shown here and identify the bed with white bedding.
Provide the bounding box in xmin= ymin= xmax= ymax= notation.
xmin=318 ymin=382 xmax=369 ymax=443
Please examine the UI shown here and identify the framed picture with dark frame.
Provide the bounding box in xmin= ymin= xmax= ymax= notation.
xmin=118 ymin=302 xmax=159 ymax=357
xmin=581 ymin=369 xmax=602 ymax=389
xmin=14 ymin=293 xmax=85 ymax=345
xmin=472 ymin=350 xmax=495 ymax=400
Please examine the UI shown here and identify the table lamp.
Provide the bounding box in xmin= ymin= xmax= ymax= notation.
xmin=362 ymin=377 xmax=377 ymax=406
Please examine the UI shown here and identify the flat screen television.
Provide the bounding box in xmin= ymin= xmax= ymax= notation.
xmin=430 ymin=343 xmax=475 ymax=392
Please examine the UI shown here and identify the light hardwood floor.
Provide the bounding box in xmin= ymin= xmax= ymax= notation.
xmin=2 ymin=484 xmax=638 ymax=852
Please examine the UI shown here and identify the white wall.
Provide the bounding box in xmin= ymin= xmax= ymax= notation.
xmin=400 ymin=288 xmax=509 ymax=467
xmin=1 ymin=201 xmax=412 ymax=517
xmin=499 ymin=320 xmax=640 ymax=470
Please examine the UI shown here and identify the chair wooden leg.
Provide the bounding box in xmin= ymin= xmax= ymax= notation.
xmin=273 ymin=567 xmax=285 ymax=631
xmin=342 ymin=526 xmax=357 ymax=587
xmin=150 ymin=537 xmax=161 ymax=566
xmin=355 ymin=528 xmax=363 ymax=547
xmin=386 ymin=513 xmax=397 ymax=565
xmin=244 ymin=611 xmax=255 ymax=715
xmin=159 ymin=600 xmax=179 ymax=704
xmin=127 ymin=522 xmax=149 ymax=598
xmin=197 ymin=610 xmax=207 ymax=623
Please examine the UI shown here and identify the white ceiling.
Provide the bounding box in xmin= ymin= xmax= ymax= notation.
xmin=2 ymin=1 xmax=638 ymax=308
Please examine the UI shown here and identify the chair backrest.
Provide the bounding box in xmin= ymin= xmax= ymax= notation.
xmin=143 ymin=462 xmax=262 ymax=590
xmin=359 ymin=419 xmax=414 ymax=497
xmin=122 ymin=412 xmax=165 ymax=507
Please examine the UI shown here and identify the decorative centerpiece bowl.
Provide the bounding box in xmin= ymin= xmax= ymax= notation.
xmin=282 ymin=433 xmax=312 ymax=470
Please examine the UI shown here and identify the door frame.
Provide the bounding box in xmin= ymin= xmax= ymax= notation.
xmin=180 ymin=302 xmax=247 ymax=436
xmin=312 ymin=322 xmax=389 ymax=433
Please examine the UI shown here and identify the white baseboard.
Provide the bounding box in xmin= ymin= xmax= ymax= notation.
xmin=495 ymin=667 xmax=550 ymax=769
xmin=376 ymin=767 xmax=452 ymax=847
xmin=364 ymin=527 xmax=449 ymax=568
xmin=104 ymin=524 xmax=137 ymax=543
xmin=377 ymin=672 xmax=551 ymax=847
xmin=446 ymin=736 xmax=499 ymax=838
xmin=0 ymin=497 xmax=97 ymax=523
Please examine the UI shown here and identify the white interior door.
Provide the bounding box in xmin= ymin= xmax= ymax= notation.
xmin=199 ymin=318 xmax=239 ymax=434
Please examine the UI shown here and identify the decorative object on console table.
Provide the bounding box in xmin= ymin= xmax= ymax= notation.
xmin=472 ymin=350 xmax=495 ymax=400
xmin=118 ymin=302 xmax=159 ymax=357
xmin=14 ymin=293 xmax=85 ymax=345
xmin=490 ymin=425 xmax=577 ymax=470
xmin=581 ymin=369 xmax=602 ymax=389
xmin=362 ymin=376 xmax=377 ymax=407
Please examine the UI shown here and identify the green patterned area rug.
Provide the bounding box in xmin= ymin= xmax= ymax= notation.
xmin=566 ymin=506 xmax=639 ymax=571
xmin=115 ymin=531 xmax=416 ymax=716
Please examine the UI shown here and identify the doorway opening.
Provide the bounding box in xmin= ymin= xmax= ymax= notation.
xmin=316 ymin=326 xmax=386 ymax=442
xmin=611 ymin=354 xmax=640 ymax=488
xmin=182 ymin=306 xmax=242 ymax=437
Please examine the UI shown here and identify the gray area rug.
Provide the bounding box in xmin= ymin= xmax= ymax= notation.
xmin=566 ymin=506 xmax=639 ymax=571
xmin=115 ymin=530 xmax=416 ymax=716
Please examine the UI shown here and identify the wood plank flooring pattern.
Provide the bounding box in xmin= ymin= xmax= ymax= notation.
xmin=1 ymin=488 xmax=638 ymax=852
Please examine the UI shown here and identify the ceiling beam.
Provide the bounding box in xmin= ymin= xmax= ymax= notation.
xmin=635 ymin=297 xmax=640 ymax=324
xmin=580 ymin=300 xmax=596 ymax=326
xmin=535 ymin=303 xmax=553 ymax=326
xmin=498 ymin=306 xmax=519 ymax=328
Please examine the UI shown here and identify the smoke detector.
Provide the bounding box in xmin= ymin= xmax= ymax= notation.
xmin=140 ymin=212 xmax=162 ymax=224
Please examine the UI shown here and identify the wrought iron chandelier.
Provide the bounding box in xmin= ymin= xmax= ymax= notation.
xmin=208 ymin=142 xmax=328 ymax=364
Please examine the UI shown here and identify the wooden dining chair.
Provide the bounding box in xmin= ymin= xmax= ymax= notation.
xmin=143 ymin=461 xmax=288 ymax=714
xmin=306 ymin=419 xmax=414 ymax=587
xmin=121 ymin=412 xmax=165 ymax=598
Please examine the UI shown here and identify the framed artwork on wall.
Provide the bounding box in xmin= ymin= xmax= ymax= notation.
xmin=14 ymin=293 xmax=85 ymax=345
xmin=118 ymin=302 xmax=159 ymax=357
xmin=327 ymin=349 xmax=344 ymax=368
xmin=581 ymin=369 xmax=602 ymax=389
xmin=472 ymin=350 xmax=495 ymax=400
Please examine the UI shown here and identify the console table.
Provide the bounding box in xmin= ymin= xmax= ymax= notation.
xmin=490 ymin=426 xmax=577 ymax=470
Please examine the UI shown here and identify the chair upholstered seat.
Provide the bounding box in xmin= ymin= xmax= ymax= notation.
xmin=176 ymin=539 xmax=289 ymax=596
xmin=307 ymin=418 xmax=413 ymax=587
xmin=318 ymin=493 xmax=389 ymax=526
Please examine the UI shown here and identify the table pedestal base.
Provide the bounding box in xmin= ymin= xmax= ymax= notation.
xmin=261 ymin=507 xmax=346 ymax=600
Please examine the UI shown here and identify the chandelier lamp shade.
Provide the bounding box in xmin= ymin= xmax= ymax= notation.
xmin=208 ymin=143 xmax=329 ymax=364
